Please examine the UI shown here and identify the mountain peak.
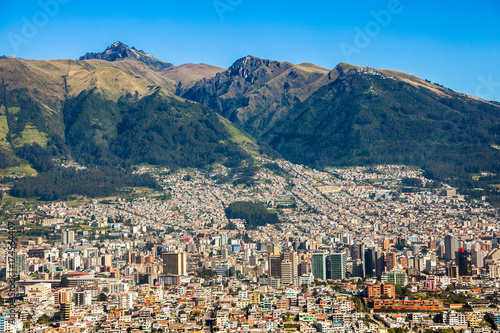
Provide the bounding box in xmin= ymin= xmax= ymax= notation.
xmin=79 ymin=41 xmax=173 ymax=69
xmin=228 ymin=55 xmax=285 ymax=78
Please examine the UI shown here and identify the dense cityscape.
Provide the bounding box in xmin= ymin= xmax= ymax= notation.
xmin=1 ymin=0 xmax=499 ymax=332
xmin=1 ymin=157 xmax=499 ymax=333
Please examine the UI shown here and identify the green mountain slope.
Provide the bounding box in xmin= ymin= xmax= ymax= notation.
xmin=0 ymin=53 xmax=249 ymax=170
xmin=185 ymin=59 xmax=500 ymax=180
xmin=2 ymin=42 xmax=500 ymax=192
xmin=0 ymin=48 xmax=251 ymax=200
xmin=267 ymin=65 xmax=500 ymax=179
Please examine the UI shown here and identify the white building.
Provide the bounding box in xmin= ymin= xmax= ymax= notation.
xmin=25 ymin=283 xmax=51 ymax=303
xmin=443 ymin=311 xmax=468 ymax=326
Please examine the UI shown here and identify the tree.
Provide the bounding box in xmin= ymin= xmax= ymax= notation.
xmin=145 ymin=242 xmax=155 ymax=252
xmin=60 ymin=276 xmax=70 ymax=288
xmin=37 ymin=314 xmax=50 ymax=324
xmin=395 ymin=284 xmax=402 ymax=295
xmin=98 ymin=293 xmax=108 ymax=302
xmin=197 ymin=268 xmax=216 ymax=280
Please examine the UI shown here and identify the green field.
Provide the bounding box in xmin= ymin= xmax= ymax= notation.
xmin=8 ymin=106 xmax=21 ymax=114
xmin=12 ymin=124 xmax=49 ymax=147
xmin=0 ymin=164 xmax=37 ymax=177
xmin=0 ymin=106 xmax=11 ymax=149
xmin=65 ymin=199 xmax=92 ymax=207
xmin=218 ymin=115 xmax=255 ymax=144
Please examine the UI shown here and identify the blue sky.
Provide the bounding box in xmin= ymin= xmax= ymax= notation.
xmin=0 ymin=0 xmax=499 ymax=101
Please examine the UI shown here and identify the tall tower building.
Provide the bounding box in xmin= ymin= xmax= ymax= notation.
xmin=221 ymin=247 xmax=228 ymax=260
xmin=244 ymin=246 xmax=251 ymax=261
xmin=471 ymin=248 xmax=487 ymax=268
xmin=162 ymin=252 xmax=187 ymax=276
xmin=101 ymin=255 xmax=112 ymax=267
xmin=329 ymin=251 xmax=347 ymax=280
xmin=364 ymin=247 xmax=376 ymax=277
xmin=5 ymin=253 xmax=26 ymax=279
xmin=385 ymin=252 xmax=396 ymax=272
xmin=281 ymin=260 xmax=293 ymax=284
xmin=221 ymin=234 xmax=228 ymax=246
xmin=312 ymin=253 xmax=327 ymax=280
xmin=282 ymin=250 xmax=298 ymax=278
xmin=457 ymin=248 xmax=472 ymax=276
xmin=298 ymin=261 xmax=311 ymax=276
xmin=62 ymin=230 xmax=75 ymax=245
xmin=74 ymin=290 xmax=92 ymax=307
xmin=445 ymin=235 xmax=459 ymax=261
xmin=60 ymin=302 xmax=72 ymax=321
xmin=375 ymin=251 xmax=385 ymax=276
xmin=269 ymin=255 xmax=282 ymax=278
xmin=267 ymin=244 xmax=280 ymax=256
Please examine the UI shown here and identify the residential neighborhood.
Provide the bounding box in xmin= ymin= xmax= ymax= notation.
xmin=1 ymin=158 xmax=500 ymax=333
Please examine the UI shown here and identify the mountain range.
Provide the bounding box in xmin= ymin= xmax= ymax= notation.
xmin=1 ymin=41 xmax=499 ymax=199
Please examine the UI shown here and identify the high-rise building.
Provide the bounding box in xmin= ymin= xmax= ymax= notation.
xmin=162 ymin=252 xmax=187 ymax=276
xmin=101 ymin=255 xmax=112 ymax=267
xmin=445 ymin=235 xmax=459 ymax=261
xmin=471 ymin=248 xmax=487 ymax=268
xmin=282 ymin=250 xmax=298 ymax=278
xmin=55 ymin=288 xmax=73 ymax=305
xmin=60 ymin=302 xmax=72 ymax=321
xmin=446 ymin=264 xmax=459 ymax=278
xmin=375 ymin=252 xmax=385 ymax=276
xmin=249 ymin=256 xmax=257 ymax=266
xmin=221 ymin=234 xmax=228 ymax=246
xmin=351 ymin=243 xmax=364 ymax=261
xmin=244 ymin=247 xmax=251 ymax=261
xmin=74 ymin=290 xmax=92 ymax=307
xmin=352 ymin=259 xmax=365 ymax=278
xmin=381 ymin=270 xmax=408 ymax=286
xmin=120 ymin=293 xmax=134 ymax=309
xmin=385 ymin=252 xmax=396 ymax=272
xmin=329 ymin=252 xmax=347 ymax=280
xmin=364 ymin=248 xmax=376 ymax=277
xmin=456 ymin=248 xmax=472 ymax=276
xmin=62 ymin=230 xmax=75 ymax=245
xmin=269 ymin=255 xmax=282 ymax=278
xmin=267 ymin=244 xmax=280 ymax=256
xmin=298 ymin=261 xmax=311 ymax=276
xmin=221 ymin=247 xmax=228 ymax=260
xmin=5 ymin=252 xmax=26 ymax=279
xmin=281 ymin=260 xmax=293 ymax=284
xmin=312 ymin=253 xmax=327 ymax=280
